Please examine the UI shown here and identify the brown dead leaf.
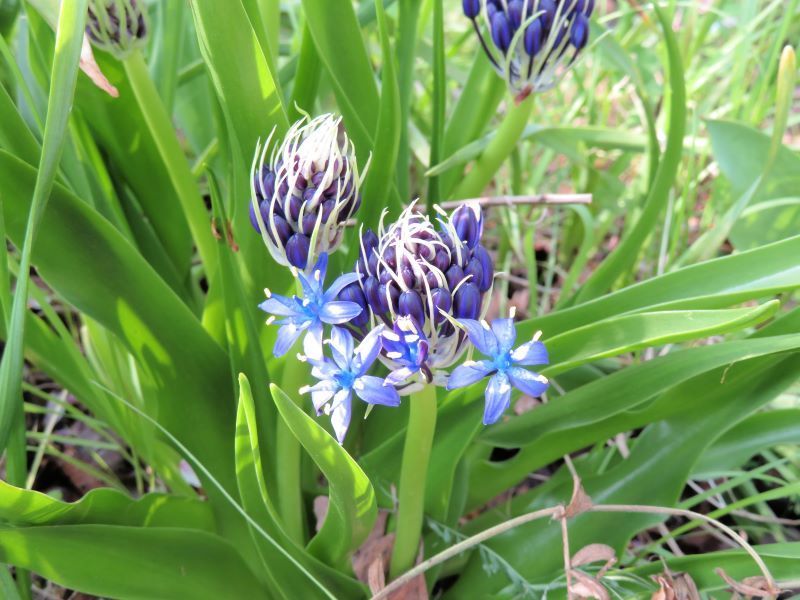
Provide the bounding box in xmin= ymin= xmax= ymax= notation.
xmin=564 ymin=482 xmax=593 ymax=518
xmin=570 ymin=571 xmax=610 ymax=600
xmin=571 ymin=544 xmax=616 ymax=569
xmin=651 ymin=571 xmax=701 ymax=600
xmin=715 ymin=568 xmax=780 ymax=598
xmin=80 ymin=37 xmax=119 ymax=97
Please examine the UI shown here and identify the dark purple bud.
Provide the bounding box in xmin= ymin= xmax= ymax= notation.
xmin=303 ymin=186 xmax=318 ymax=204
xmin=570 ymin=13 xmax=589 ymax=50
xmin=361 ymin=229 xmax=379 ymax=254
xmin=294 ymin=172 xmax=307 ymax=190
xmin=268 ymin=215 xmax=291 ymax=247
xmin=465 ymin=256 xmax=484 ymax=291
xmin=507 ymin=0 xmax=523 ymax=29
xmin=454 ymin=282 xmax=481 ymax=320
xmin=249 ymin=200 xmax=269 ymax=233
xmin=452 ymin=204 xmax=481 ymax=249
xmin=379 ymin=270 xmax=393 ymax=285
xmin=278 ymin=177 xmax=290 ymax=198
xmin=288 ymin=195 xmax=302 ymax=221
xmin=321 ymin=199 xmax=336 ymax=223
xmin=368 ymin=251 xmax=380 ymax=276
xmin=382 ymin=282 xmax=400 ymax=313
xmin=446 ymin=265 xmax=466 ymax=291
xmin=462 ymin=0 xmax=480 ymax=19
xmin=430 ymin=288 xmax=452 ymax=324
xmin=311 ymin=171 xmax=325 ymax=187
xmin=398 ymin=289 xmax=426 ymax=326
xmin=301 ymin=213 xmax=317 ymax=236
xmin=286 ymin=233 xmax=310 ymax=269
xmin=364 ymin=276 xmax=382 ymax=314
xmin=540 ymin=0 xmax=556 ymax=29
xmin=425 ymin=270 xmax=440 ymax=290
xmin=383 ymin=245 xmax=397 ymax=270
xmin=491 ymin=11 xmax=512 ymax=53
xmin=473 ymin=245 xmax=494 ymax=292
xmin=260 ymin=170 xmax=276 ymax=200
xmin=524 ymin=19 xmax=543 ymax=56
xmin=433 ymin=249 xmax=451 ymax=272
xmin=339 ymin=283 xmax=368 ymax=327
xmin=400 ymin=267 xmax=416 ymax=289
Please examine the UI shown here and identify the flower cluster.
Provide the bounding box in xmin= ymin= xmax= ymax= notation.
xmin=463 ymin=0 xmax=595 ymax=98
xmin=250 ymin=114 xmax=365 ymax=271
xmin=253 ymin=116 xmax=550 ymax=442
xmin=86 ymin=0 xmax=148 ymax=60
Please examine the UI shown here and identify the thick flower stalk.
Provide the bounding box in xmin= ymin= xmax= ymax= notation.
xmin=250 ymin=113 xmax=367 ymax=270
xmin=462 ymin=0 xmax=594 ymax=98
xmin=448 ymin=311 xmax=550 ymax=424
xmin=354 ymin=202 xmax=494 ymax=389
xmin=86 ymin=0 xmax=148 ymax=60
xmin=300 ymin=327 xmax=400 ymax=443
xmin=258 ymin=253 xmax=363 ymax=360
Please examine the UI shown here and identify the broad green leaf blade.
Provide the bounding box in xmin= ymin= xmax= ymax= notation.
xmin=0 ymin=481 xmax=213 ymax=530
xmin=270 ymin=384 xmax=377 ymax=570
xmin=0 ymin=0 xmax=87 ymax=452
xmin=545 ymin=302 xmax=779 ymax=375
xmin=693 ymin=409 xmax=800 ymax=476
xmin=519 ymin=234 xmax=800 ymax=341
xmin=0 ymin=524 xmax=270 ymax=600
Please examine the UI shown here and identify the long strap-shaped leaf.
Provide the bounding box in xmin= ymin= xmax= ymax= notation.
xmin=0 ymin=0 xmax=87 ymax=451
xmin=573 ymin=4 xmax=686 ymax=302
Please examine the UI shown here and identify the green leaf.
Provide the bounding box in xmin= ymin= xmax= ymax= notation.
xmin=270 ymin=384 xmax=377 ymax=570
xmin=574 ymin=5 xmax=686 ymax=302
xmin=0 ymin=480 xmax=214 ymax=530
xmin=693 ymin=409 xmax=800 ymax=476
xmin=0 ymin=524 xmax=270 ymax=600
xmin=0 ymin=0 xmax=87 ymax=452
xmin=518 ymin=234 xmax=800 ymax=341
xmin=544 ymin=302 xmax=780 ymax=375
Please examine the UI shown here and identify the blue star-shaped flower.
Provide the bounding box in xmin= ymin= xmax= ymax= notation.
xmin=259 ymin=253 xmax=363 ymax=359
xmin=381 ymin=316 xmax=431 ymax=386
xmin=301 ymin=326 xmax=401 ymax=443
xmin=447 ymin=317 xmax=549 ymax=425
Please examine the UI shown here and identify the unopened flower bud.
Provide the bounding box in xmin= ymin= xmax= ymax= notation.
xmin=86 ymin=0 xmax=148 ymax=60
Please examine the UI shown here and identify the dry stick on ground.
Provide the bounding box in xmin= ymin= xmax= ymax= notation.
xmin=372 ymin=471 xmax=782 ymax=600
xmin=439 ymin=194 xmax=592 ymax=210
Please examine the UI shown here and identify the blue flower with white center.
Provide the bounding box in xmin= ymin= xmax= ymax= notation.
xmin=447 ymin=315 xmax=549 ymax=425
xmin=301 ymin=326 xmax=401 ymax=443
xmin=259 ymin=253 xmax=363 ymax=360
xmin=381 ymin=316 xmax=432 ymax=388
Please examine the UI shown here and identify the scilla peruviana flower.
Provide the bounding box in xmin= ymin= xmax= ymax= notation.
xmin=447 ymin=310 xmax=549 ymax=424
xmin=250 ymin=113 xmax=368 ymax=270
xmin=258 ymin=253 xmax=363 ymax=360
xmin=300 ymin=326 xmax=400 ymax=443
xmin=463 ymin=0 xmax=594 ymax=100
xmin=355 ymin=202 xmax=494 ymax=389
xmin=86 ymin=0 xmax=148 ymax=60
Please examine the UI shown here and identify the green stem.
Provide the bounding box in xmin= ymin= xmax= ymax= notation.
xmin=451 ymin=95 xmax=534 ymax=200
xmin=389 ymin=384 xmax=438 ymax=579
xmin=275 ymin=357 xmax=307 ymax=544
xmin=123 ymin=50 xmax=217 ymax=280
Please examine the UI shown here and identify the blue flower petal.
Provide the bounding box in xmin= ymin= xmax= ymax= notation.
xmin=384 ymin=366 xmax=418 ymax=387
xmin=510 ymin=340 xmax=549 ymax=366
xmin=458 ymin=319 xmax=496 ymax=356
xmin=483 ymin=372 xmax=512 ymax=425
xmin=354 ymin=326 xmax=383 ymax=375
xmin=354 ymin=375 xmax=401 ymax=407
xmin=259 ymin=294 xmax=299 ymax=317
xmin=303 ymin=320 xmax=325 ymax=360
xmin=324 ymin=272 xmax=362 ymax=302
xmin=491 ymin=318 xmax=517 ymax=354
xmin=319 ymin=300 xmax=363 ymax=325
xmin=328 ymin=389 xmax=353 ymax=444
xmin=507 ymin=366 xmax=549 ymax=398
xmin=329 ymin=326 xmax=354 ymax=370
xmin=447 ymin=360 xmax=494 ymax=390
xmin=274 ymin=322 xmax=304 ymax=357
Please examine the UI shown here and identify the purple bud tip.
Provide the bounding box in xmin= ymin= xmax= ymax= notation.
xmin=507 ymin=0 xmax=523 ymax=30
xmin=446 ymin=264 xmax=466 ymax=291
xmin=398 ymin=289 xmax=426 ymax=328
xmin=472 ymin=245 xmax=494 ymax=292
xmin=570 ymin=14 xmax=590 ymax=50
xmin=361 ymin=229 xmax=379 ymax=255
xmin=454 ymin=282 xmax=481 ymax=320
xmin=524 ymin=19 xmax=543 ymax=56
xmin=430 ymin=288 xmax=452 ymax=324
xmin=462 ymin=0 xmax=480 ymax=19
xmin=490 ymin=11 xmax=512 ymax=53
xmin=339 ymin=283 xmax=369 ymax=327
xmin=364 ymin=276 xmax=383 ymax=314
xmin=286 ymin=233 xmax=310 ymax=269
